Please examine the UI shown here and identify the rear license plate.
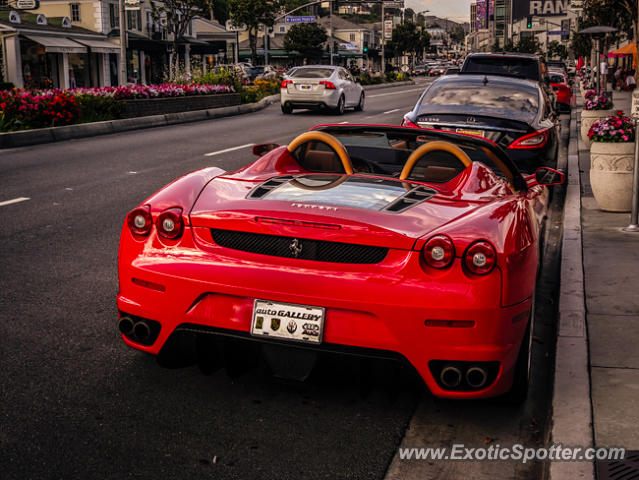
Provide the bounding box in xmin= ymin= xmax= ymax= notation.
xmin=456 ymin=128 xmax=485 ymax=137
xmin=251 ymin=300 xmax=324 ymax=344
xmin=299 ymin=84 xmax=312 ymax=90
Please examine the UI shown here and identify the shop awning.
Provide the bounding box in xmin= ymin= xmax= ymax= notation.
xmin=23 ymin=34 xmax=87 ymax=54
xmin=74 ymin=38 xmax=120 ymax=54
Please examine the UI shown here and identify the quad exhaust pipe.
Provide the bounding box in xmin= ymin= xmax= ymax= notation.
xmin=440 ymin=366 xmax=462 ymax=388
xmin=465 ymin=367 xmax=488 ymax=389
xmin=118 ymin=316 xmax=151 ymax=343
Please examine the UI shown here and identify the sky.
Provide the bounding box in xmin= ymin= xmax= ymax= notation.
xmin=405 ymin=0 xmax=473 ymax=23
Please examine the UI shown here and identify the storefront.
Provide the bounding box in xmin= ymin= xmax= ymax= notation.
xmin=1 ymin=12 xmax=120 ymax=89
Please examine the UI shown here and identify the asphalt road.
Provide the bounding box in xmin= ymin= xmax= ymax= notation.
xmin=0 ymin=79 xmax=566 ymax=480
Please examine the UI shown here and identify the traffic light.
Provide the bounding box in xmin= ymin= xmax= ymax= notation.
xmin=526 ymin=16 xmax=533 ymax=29
xmin=363 ymin=44 xmax=368 ymax=53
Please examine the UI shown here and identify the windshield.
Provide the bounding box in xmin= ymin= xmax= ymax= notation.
xmin=463 ymin=57 xmax=540 ymax=80
xmin=419 ymin=80 xmax=539 ymax=113
xmin=291 ymin=68 xmax=334 ymax=79
xmin=549 ymin=74 xmax=564 ymax=83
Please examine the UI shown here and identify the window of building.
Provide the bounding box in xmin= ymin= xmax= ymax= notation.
xmin=70 ymin=3 xmax=81 ymax=22
xmin=349 ymin=33 xmax=355 ymax=42
xmin=109 ymin=3 xmax=119 ymax=28
xmin=126 ymin=10 xmax=141 ymax=30
xmin=279 ymin=26 xmax=285 ymax=33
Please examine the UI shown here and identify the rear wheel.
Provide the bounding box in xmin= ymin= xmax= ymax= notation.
xmin=334 ymin=95 xmax=345 ymax=115
xmin=355 ymin=92 xmax=365 ymax=111
xmin=281 ymin=104 xmax=292 ymax=114
xmin=500 ymin=299 xmax=534 ymax=405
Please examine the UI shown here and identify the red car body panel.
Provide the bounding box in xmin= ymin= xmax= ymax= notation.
xmin=551 ymin=82 xmax=572 ymax=106
xmin=117 ymin=125 xmax=550 ymax=399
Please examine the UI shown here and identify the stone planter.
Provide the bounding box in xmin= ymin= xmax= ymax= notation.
xmin=590 ymin=141 xmax=635 ymax=212
xmin=120 ymin=93 xmax=241 ymax=118
xmin=581 ymin=108 xmax=615 ymax=147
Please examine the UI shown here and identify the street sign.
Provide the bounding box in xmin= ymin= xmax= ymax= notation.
xmin=548 ymin=30 xmax=570 ymax=35
xmin=383 ymin=1 xmax=404 ymax=7
xmin=285 ymin=16 xmax=316 ymax=23
xmin=124 ymin=0 xmax=140 ymax=11
xmin=631 ymin=92 xmax=639 ymax=119
xmin=14 ymin=0 xmax=40 ymax=9
xmin=384 ymin=19 xmax=393 ymax=40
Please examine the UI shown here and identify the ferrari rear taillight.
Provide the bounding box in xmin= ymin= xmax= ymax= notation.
xmin=463 ymin=241 xmax=496 ymax=275
xmin=508 ymin=129 xmax=549 ymax=149
xmin=423 ymin=235 xmax=455 ymax=269
xmin=127 ymin=205 xmax=152 ymax=236
xmin=281 ymin=79 xmax=293 ymax=88
xmin=320 ymin=80 xmax=336 ymax=89
xmin=157 ymin=207 xmax=184 ymax=239
xmin=402 ymin=117 xmax=419 ymax=128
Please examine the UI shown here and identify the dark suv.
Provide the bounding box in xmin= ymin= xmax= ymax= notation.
xmin=460 ymin=52 xmax=557 ymax=111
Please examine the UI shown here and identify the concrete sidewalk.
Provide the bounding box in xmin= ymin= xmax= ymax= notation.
xmin=579 ymin=90 xmax=639 ymax=475
xmin=552 ymin=87 xmax=639 ymax=480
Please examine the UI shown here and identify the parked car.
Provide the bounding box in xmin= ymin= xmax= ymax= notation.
xmin=280 ymin=65 xmax=365 ymax=115
xmin=117 ymin=123 xmax=563 ymax=402
xmin=548 ymin=70 xmax=572 ymax=112
xmin=444 ymin=67 xmax=460 ymax=75
xmin=460 ymin=52 xmax=557 ymax=112
xmin=401 ymin=74 xmax=560 ymax=173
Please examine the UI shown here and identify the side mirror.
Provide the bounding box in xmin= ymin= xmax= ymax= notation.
xmin=532 ymin=166 xmax=565 ymax=186
xmin=252 ymin=143 xmax=280 ymax=157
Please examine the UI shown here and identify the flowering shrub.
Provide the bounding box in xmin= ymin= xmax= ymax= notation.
xmin=588 ymin=111 xmax=635 ymax=143
xmin=584 ymin=91 xmax=613 ymax=110
xmin=0 ymin=82 xmax=234 ymax=132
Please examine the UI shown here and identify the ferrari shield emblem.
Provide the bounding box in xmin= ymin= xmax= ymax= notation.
xmin=271 ymin=318 xmax=281 ymax=331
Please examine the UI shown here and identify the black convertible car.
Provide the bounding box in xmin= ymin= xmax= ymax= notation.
xmin=402 ymin=74 xmax=559 ymax=173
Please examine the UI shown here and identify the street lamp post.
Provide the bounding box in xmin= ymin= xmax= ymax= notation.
xmin=119 ymin=0 xmax=126 ymax=85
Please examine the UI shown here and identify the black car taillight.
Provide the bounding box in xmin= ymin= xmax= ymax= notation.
xmin=127 ymin=205 xmax=152 ymax=236
xmin=422 ymin=235 xmax=455 ymax=269
xmin=508 ymin=128 xmax=549 ymax=149
xmin=463 ymin=241 xmax=496 ymax=275
xmin=157 ymin=207 xmax=184 ymax=239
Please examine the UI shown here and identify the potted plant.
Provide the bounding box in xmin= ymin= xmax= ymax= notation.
xmin=581 ymin=90 xmax=615 ymax=147
xmin=588 ymin=111 xmax=636 ymax=212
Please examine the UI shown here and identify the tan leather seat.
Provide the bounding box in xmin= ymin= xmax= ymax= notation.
xmin=422 ymin=165 xmax=460 ymax=183
xmin=304 ymin=148 xmax=344 ymax=172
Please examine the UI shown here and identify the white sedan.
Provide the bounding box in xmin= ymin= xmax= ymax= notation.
xmin=280 ymin=65 xmax=365 ymax=115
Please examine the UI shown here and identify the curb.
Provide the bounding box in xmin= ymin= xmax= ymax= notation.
xmin=549 ymin=106 xmax=595 ymax=479
xmin=0 ymin=94 xmax=281 ymax=149
xmin=0 ymin=81 xmax=416 ymax=150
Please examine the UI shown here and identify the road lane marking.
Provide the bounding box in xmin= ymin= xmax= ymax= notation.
xmin=383 ymin=109 xmax=400 ymax=114
xmin=338 ymin=121 xmax=349 ymax=124
xmin=368 ymin=87 xmax=425 ymax=98
xmin=0 ymin=197 xmax=30 ymax=207
xmin=204 ymin=143 xmax=254 ymax=157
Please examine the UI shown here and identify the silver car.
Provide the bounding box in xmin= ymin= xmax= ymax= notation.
xmin=280 ymin=65 xmax=365 ymax=115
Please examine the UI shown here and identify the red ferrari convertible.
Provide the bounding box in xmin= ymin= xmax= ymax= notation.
xmin=117 ymin=124 xmax=563 ymax=402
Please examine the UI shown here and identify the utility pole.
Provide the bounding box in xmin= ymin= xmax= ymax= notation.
xmin=329 ymin=0 xmax=333 ymax=65
xmin=119 ymin=0 xmax=126 ymax=85
xmin=381 ymin=2 xmax=385 ymax=73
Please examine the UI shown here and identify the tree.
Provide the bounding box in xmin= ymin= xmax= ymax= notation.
xmin=284 ymin=22 xmax=327 ymax=62
xmin=547 ymin=41 xmax=568 ymax=60
xmin=570 ymin=16 xmax=592 ymax=59
xmin=450 ymin=24 xmax=465 ymax=43
xmin=516 ymin=36 xmax=540 ymax=54
xmin=211 ymin=0 xmax=229 ymax=24
xmin=229 ymin=0 xmax=282 ymax=65
xmin=388 ymin=22 xmax=429 ymax=62
xmin=153 ymin=0 xmax=210 ymax=79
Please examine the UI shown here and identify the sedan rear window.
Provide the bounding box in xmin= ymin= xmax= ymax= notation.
xmin=419 ymin=80 xmax=539 ymax=113
xmin=549 ymin=74 xmax=564 ymax=83
xmin=462 ymin=57 xmax=539 ymax=80
xmin=291 ymin=68 xmax=334 ymax=78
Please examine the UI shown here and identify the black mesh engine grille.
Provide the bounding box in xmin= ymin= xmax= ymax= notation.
xmin=210 ymin=229 xmax=388 ymax=264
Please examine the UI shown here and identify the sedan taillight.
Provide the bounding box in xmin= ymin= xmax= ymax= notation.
xmin=463 ymin=241 xmax=496 ymax=275
xmin=281 ymin=79 xmax=292 ymax=88
xmin=157 ymin=207 xmax=184 ymax=239
xmin=508 ymin=128 xmax=549 ymax=149
xmin=320 ymin=80 xmax=336 ymax=89
xmin=127 ymin=205 xmax=152 ymax=236
xmin=423 ymin=235 xmax=455 ymax=269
